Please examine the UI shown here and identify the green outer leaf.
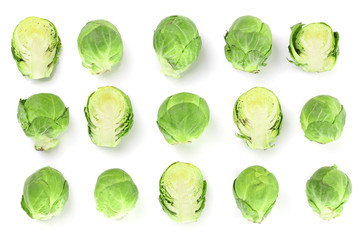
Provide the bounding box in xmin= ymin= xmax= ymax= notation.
xmin=224 ymin=15 xmax=272 ymax=73
xmin=78 ymin=19 xmax=123 ymax=75
xmin=11 ymin=16 xmax=61 ymax=79
xmin=332 ymin=32 xmax=340 ymax=59
xmin=306 ymin=165 xmax=352 ymax=220
xmin=17 ymin=93 xmax=69 ymax=151
xmin=300 ymin=95 xmax=345 ymax=144
xmin=233 ymin=165 xmax=279 ymax=223
xmin=156 ymin=92 xmax=210 ymax=144
xmin=17 ymin=99 xmax=29 ymax=131
xmin=288 ymin=23 xmax=305 ymax=67
xmin=233 ymin=87 xmax=282 ymax=149
xmin=21 ymin=166 xmax=69 ymax=220
xmin=94 ymin=168 xmax=138 ymax=219
xmin=84 ymin=86 xmax=133 ymax=147
xmin=159 ymin=162 xmax=207 ymax=223
xmin=153 ymin=15 xmax=201 ymax=78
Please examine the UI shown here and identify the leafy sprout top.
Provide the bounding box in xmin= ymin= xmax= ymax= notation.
xmin=225 ymin=15 xmax=272 ymax=73
xmin=153 ymin=15 xmax=201 ymax=78
xmin=77 ymin=20 xmax=123 ymax=74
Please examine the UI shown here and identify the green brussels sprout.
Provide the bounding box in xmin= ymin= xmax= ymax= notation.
xmin=159 ymin=162 xmax=207 ymax=223
xmin=153 ymin=15 xmax=201 ymax=78
xmin=94 ymin=169 xmax=139 ymax=219
xmin=233 ymin=165 xmax=279 ymax=223
xmin=84 ymin=86 xmax=133 ymax=147
xmin=11 ymin=16 xmax=61 ymax=79
xmin=288 ymin=22 xmax=339 ymax=72
xmin=233 ymin=87 xmax=282 ymax=150
xmin=157 ymin=92 xmax=210 ymax=144
xmin=21 ymin=167 xmax=69 ymax=220
xmin=17 ymin=93 xmax=69 ymax=151
xmin=78 ymin=20 xmax=123 ymax=74
xmin=306 ymin=165 xmax=352 ymax=221
xmin=300 ymin=95 xmax=345 ymax=144
xmin=224 ymin=15 xmax=272 ymax=73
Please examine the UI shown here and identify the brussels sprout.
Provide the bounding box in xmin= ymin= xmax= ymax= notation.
xmin=306 ymin=165 xmax=351 ymax=221
xmin=300 ymin=95 xmax=345 ymax=144
xmin=84 ymin=86 xmax=133 ymax=147
xmin=224 ymin=15 xmax=272 ymax=73
xmin=233 ymin=87 xmax=282 ymax=150
xmin=11 ymin=16 xmax=61 ymax=79
xmin=153 ymin=15 xmax=201 ymax=78
xmin=157 ymin=92 xmax=210 ymax=144
xmin=159 ymin=162 xmax=206 ymax=223
xmin=78 ymin=20 xmax=123 ymax=74
xmin=233 ymin=165 xmax=279 ymax=223
xmin=288 ymin=22 xmax=339 ymax=72
xmin=17 ymin=93 xmax=69 ymax=151
xmin=94 ymin=169 xmax=139 ymax=219
xmin=21 ymin=167 xmax=69 ymax=220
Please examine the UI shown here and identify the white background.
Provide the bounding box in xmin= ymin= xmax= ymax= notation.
xmin=0 ymin=0 xmax=358 ymax=239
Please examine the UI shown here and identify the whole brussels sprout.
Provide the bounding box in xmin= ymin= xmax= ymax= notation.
xmin=306 ymin=165 xmax=351 ymax=220
xmin=159 ymin=162 xmax=207 ymax=223
xmin=157 ymin=92 xmax=210 ymax=144
xmin=78 ymin=20 xmax=123 ymax=74
xmin=233 ymin=165 xmax=279 ymax=223
xmin=17 ymin=93 xmax=69 ymax=151
xmin=84 ymin=86 xmax=133 ymax=147
xmin=94 ymin=169 xmax=139 ymax=219
xmin=21 ymin=167 xmax=69 ymax=220
xmin=300 ymin=95 xmax=345 ymax=144
xmin=11 ymin=16 xmax=61 ymax=79
xmin=153 ymin=15 xmax=201 ymax=78
xmin=225 ymin=15 xmax=272 ymax=73
xmin=233 ymin=87 xmax=282 ymax=149
xmin=288 ymin=22 xmax=339 ymax=72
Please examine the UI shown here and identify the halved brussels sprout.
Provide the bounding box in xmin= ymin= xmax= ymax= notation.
xmin=153 ymin=15 xmax=201 ymax=78
xmin=21 ymin=166 xmax=69 ymax=220
xmin=78 ymin=20 xmax=123 ymax=74
xmin=233 ymin=87 xmax=282 ymax=149
xmin=84 ymin=86 xmax=133 ymax=147
xmin=306 ymin=165 xmax=351 ymax=220
xmin=17 ymin=93 xmax=69 ymax=151
xmin=11 ymin=16 xmax=61 ymax=79
xmin=159 ymin=162 xmax=207 ymax=223
xmin=157 ymin=92 xmax=210 ymax=144
xmin=300 ymin=95 xmax=345 ymax=144
xmin=94 ymin=168 xmax=139 ymax=219
xmin=224 ymin=15 xmax=272 ymax=73
xmin=288 ymin=22 xmax=339 ymax=72
xmin=233 ymin=165 xmax=279 ymax=223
